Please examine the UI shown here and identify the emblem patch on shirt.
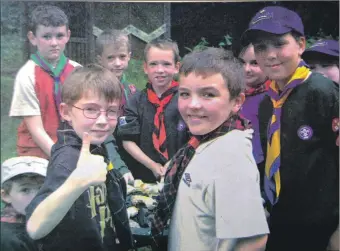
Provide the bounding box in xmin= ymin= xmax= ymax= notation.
xmin=332 ymin=118 xmax=339 ymax=146
xmin=297 ymin=125 xmax=313 ymax=140
xmin=182 ymin=173 xmax=192 ymax=187
xmin=119 ymin=116 xmax=127 ymax=126
xmin=128 ymin=84 xmax=137 ymax=94
xmin=177 ymin=120 xmax=186 ymax=131
xmin=332 ymin=118 xmax=339 ymax=132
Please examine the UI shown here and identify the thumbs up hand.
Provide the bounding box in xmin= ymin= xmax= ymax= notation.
xmin=69 ymin=132 xmax=108 ymax=187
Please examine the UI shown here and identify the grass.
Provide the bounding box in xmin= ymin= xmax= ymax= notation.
xmin=1 ymin=75 xmax=20 ymax=163
xmin=1 ymin=34 xmax=24 ymax=71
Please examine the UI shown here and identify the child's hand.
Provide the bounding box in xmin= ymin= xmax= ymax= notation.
xmin=123 ymin=172 xmax=135 ymax=185
xmin=151 ymin=163 xmax=166 ymax=178
xmin=69 ymin=132 xmax=107 ymax=187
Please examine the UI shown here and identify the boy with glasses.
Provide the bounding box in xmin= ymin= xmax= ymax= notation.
xmin=25 ymin=65 xmax=134 ymax=251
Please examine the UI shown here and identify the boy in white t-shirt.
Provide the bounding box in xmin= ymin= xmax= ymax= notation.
xmin=152 ymin=47 xmax=269 ymax=251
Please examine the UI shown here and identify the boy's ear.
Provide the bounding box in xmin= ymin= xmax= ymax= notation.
xmin=232 ymin=93 xmax=245 ymax=114
xmin=298 ymin=36 xmax=306 ymax=56
xmin=126 ymin=51 xmax=132 ymax=62
xmin=96 ymin=54 xmax=103 ymax=65
xmin=27 ymin=31 xmax=37 ymax=46
xmin=59 ymin=103 xmax=71 ymax=122
xmin=174 ymin=61 xmax=181 ymax=74
xmin=143 ymin=61 xmax=148 ymax=74
xmin=66 ymin=29 xmax=71 ymax=43
xmin=1 ymin=189 xmax=11 ymax=204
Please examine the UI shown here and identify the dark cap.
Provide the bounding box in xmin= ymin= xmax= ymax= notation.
xmin=242 ymin=6 xmax=304 ymax=43
xmin=304 ymin=39 xmax=339 ymax=58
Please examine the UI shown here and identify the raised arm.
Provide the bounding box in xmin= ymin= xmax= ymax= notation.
xmin=26 ymin=133 xmax=107 ymax=239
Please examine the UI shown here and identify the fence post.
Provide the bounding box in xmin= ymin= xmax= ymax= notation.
xmin=86 ymin=2 xmax=95 ymax=64
xmin=20 ymin=2 xmax=30 ymax=62
xmin=163 ymin=3 xmax=171 ymax=39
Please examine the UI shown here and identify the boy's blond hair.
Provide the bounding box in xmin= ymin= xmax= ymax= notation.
xmin=144 ymin=38 xmax=180 ymax=63
xmin=61 ymin=64 xmax=122 ymax=105
xmin=95 ymin=29 xmax=131 ymax=56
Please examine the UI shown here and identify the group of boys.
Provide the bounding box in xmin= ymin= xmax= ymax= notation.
xmin=2 ymin=4 xmax=187 ymax=251
xmin=1 ymin=3 xmax=339 ymax=251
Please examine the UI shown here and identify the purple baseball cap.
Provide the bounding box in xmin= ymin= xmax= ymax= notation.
xmin=304 ymin=39 xmax=339 ymax=57
xmin=242 ymin=6 xmax=304 ymax=42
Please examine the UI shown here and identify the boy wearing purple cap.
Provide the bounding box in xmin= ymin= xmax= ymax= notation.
xmin=242 ymin=6 xmax=339 ymax=251
xmin=303 ymin=39 xmax=339 ymax=83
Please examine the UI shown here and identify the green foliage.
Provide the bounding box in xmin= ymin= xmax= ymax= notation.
xmin=185 ymin=34 xmax=233 ymax=52
xmin=125 ymin=59 xmax=148 ymax=89
xmin=185 ymin=37 xmax=210 ymax=52
xmin=218 ymin=34 xmax=233 ymax=47
xmin=186 ymin=30 xmax=339 ymax=53
xmin=305 ymin=29 xmax=339 ymax=48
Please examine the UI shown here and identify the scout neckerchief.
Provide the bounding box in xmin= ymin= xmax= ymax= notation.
xmin=264 ymin=60 xmax=311 ymax=205
xmin=151 ymin=114 xmax=251 ymax=238
xmin=147 ymin=80 xmax=179 ymax=161
xmin=30 ymin=52 xmax=69 ymax=114
xmin=245 ymin=79 xmax=271 ymax=97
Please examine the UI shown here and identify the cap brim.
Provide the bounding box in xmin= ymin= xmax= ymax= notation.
xmin=241 ymin=23 xmax=293 ymax=45
xmin=1 ymin=166 xmax=47 ymax=184
xmin=304 ymin=47 xmax=339 ymax=57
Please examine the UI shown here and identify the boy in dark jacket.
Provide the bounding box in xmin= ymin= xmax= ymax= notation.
xmin=26 ymin=65 xmax=134 ymax=251
xmin=117 ymin=38 xmax=190 ymax=183
xmin=242 ymin=6 xmax=339 ymax=251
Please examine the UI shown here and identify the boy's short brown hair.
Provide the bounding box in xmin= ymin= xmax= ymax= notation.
xmin=61 ymin=64 xmax=122 ymax=105
xmin=144 ymin=38 xmax=180 ymax=63
xmin=29 ymin=5 xmax=69 ymax=34
xmin=179 ymin=47 xmax=245 ymax=99
xmin=95 ymin=29 xmax=131 ymax=56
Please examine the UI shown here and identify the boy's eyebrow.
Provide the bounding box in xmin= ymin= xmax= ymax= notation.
xmin=198 ymin=86 xmax=219 ymax=92
xmin=179 ymin=86 xmax=219 ymax=92
xmin=178 ymin=87 xmax=189 ymax=91
xmin=80 ymin=103 xmax=119 ymax=109
xmin=148 ymin=60 xmax=172 ymax=64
